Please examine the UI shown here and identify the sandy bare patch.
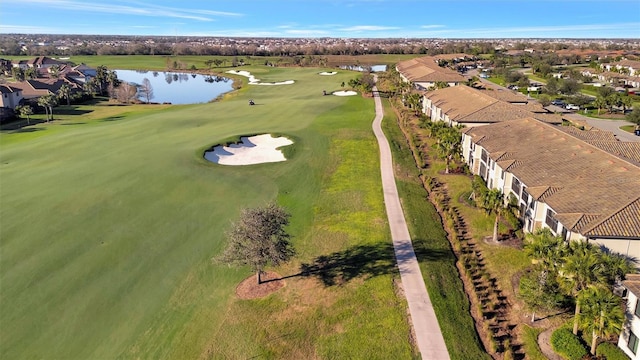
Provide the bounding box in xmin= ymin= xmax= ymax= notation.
xmin=333 ymin=90 xmax=358 ymax=96
xmin=236 ymin=271 xmax=285 ymax=299
xmin=226 ymin=70 xmax=294 ymax=85
xmin=319 ymin=71 xmax=337 ymax=75
xmin=204 ymin=134 xmax=293 ymax=165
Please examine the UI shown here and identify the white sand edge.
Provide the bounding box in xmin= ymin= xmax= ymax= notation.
xmin=226 ymin=70 xmax=294 ymax=85
xmin=333 ymin=90 xmax=358 ymax=96
xmin=319 ymin=72 xmax=337 ymax=75
xmin=204 ymin=134 xmax=293 ymax=165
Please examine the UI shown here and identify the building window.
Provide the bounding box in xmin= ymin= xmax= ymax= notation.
xmin=481 ymin=149 xmax=488 ymax=163
xmin=511 ymin=177 xmax=521 ymax=197
xmin=545 ymin=209 xmax=558 ymax=231
xmin=635 ymin=299 xmax=640 ymax=318
xmin=629 ymin=331 xmax=639 ymax=354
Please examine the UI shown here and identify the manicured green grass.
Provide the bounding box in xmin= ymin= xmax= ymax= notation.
xmin=522 ymin=325 xmax=548 ymax=360
xmin=1 ymin=66 xmax=414 ymax=358
xmin=621 ymin=124 xmax=635 ymax=133
xmin=381 ymin=99 xmax=489 ymax=359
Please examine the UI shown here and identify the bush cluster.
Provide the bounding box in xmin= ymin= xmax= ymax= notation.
xmin=550 ymin=328 xmax=587 ymax=360
xmin=596 ymin=342 xmax=630 ymax=360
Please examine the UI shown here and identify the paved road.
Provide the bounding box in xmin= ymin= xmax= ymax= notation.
xmin=371 ymin=81 xmax=450 ymax=360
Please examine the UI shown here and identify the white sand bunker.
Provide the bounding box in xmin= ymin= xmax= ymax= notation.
xmin=333 ymin=90 xmax=358 ymax=96
xmin=204 ymin=134 xmax=293 ymax=165
xmin=319 ymin=71 xmax=337 ymax=75
xmin=226 ymin=70 xmax=294 ymax=85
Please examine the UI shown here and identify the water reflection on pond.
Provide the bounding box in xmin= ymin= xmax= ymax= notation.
xmin=115 ymin=70 xmax=234 ymax=105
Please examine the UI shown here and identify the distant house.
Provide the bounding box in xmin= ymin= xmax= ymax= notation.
xmin=6 ymin=78 xmax=83 ymax=101
xmin=0 ymin=84 xmax=23 ymax=109
xmin=619 ymin=274 xmax=640 ymax=360
xmin=461 ymin=118 xmax=640 ymax=259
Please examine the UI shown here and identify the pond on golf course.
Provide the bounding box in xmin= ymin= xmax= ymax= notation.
xmin=115 ymin=70 xmax=234 ymax=105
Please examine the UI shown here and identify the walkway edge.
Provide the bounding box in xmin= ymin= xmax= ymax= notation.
xmin=371 ymin=83 xmax=450 ymax=360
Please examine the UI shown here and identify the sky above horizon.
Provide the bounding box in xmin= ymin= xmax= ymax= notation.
xmin=1 ymin=0 xmax=639 ymax=39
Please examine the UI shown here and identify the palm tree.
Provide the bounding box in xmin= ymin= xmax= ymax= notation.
xmin=599 ymin=251 xmax=635 ymax=287
xmin=593 ymin=96 xmax=606 ymax=115
xmin=37 ymin=94 xmax=57 ymax=122
xmin=561 ymin=241 xmax=603 ymax=335
xmin=432 ymin=126 xmax=462 ymax=174
xmin=48 ymin=64 xmax=61 ymax=79
xmin=578 ymin=285 xmax=624 ymax=355
xmin=524 ymin=228 xmax=566 ymax=275
xmin=57 ymin=84 xmax=71 ymax=106
xmin=479 ymin=188 xmax=505 ymax=242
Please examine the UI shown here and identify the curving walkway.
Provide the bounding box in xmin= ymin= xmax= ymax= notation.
xmin=371 ymin=82 xmax=451 ymax=359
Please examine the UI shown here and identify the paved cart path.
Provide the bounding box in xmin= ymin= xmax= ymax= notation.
xmin=371 ymin=82 xmax=450 ymax=360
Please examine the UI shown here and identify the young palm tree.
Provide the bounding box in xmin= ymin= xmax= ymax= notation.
xmin=432 ymin=126 xmax=462 ymax=174
xmin=479 ymin=188 xmax=505 ymax=242
xmin=578 ymin=285 xmax=624 ymax=355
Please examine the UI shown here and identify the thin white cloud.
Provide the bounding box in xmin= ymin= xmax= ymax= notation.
xmin=0 ymin=24 xmax=57 ymax=33
xmin=18 ymin=0 xmax=242 ymax=22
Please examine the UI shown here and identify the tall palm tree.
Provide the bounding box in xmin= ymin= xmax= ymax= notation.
xmin=578 ymin=285 xmax=624 ymax=355
xmin=479 ymin=188 xmax=505 ymax=242
xmin=37 ymin=94 xmax=57 ymax=122
xmin=561 ymin=241 xmax=603 ymax=335
xmin=57 ymin=84 xmax=71 ymax=106
xmin=599 ymin=251 xmax=635 ymax=287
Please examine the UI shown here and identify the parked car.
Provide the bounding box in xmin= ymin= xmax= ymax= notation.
xmin=565 ymin=104 xmax=579 ymax=110
xmin=551 ymin=99 xmax=565 ymax=106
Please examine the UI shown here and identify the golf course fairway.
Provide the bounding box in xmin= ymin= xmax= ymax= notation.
xmin=0 ymin=66 xmax=418 ymax=359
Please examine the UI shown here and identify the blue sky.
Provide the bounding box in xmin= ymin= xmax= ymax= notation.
xmin=1 ymin=0 xmax=639 ymax=38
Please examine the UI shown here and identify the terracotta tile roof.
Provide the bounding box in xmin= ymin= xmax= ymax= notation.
xmin=0 ymin=84 xmax=21 ymax=94
xmin=464 ymin=118 xmax=640 ymax=238
xmin=425 ymin=85 xmax=560 ymax=124
xmin=615 ymin=59 xmax=640 ymax=69
xmin=583 ymin=197 xmax=640 ymax=238
xmin=556 ymin=126 xmax=618 ymax=141
xmin=397 ymin=56 xmax=467 ymax=83
xmin=623 ymin=274 xmax=640 ymax=297
xmin=480 ymin=88 xmax=529 ymax=103
xmin=586 ymin=141 xmax=640 ymax=165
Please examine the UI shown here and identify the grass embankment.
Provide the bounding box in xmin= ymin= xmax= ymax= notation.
xmin=380 ymin=99 xmax=488 ymax=359
xmin=1 ymin=67 xmax=415 ymax=358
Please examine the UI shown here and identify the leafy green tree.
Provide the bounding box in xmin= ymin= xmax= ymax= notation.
xmin=12 ymin=67 xmax=25 ymax=81
xmin=219 ymin=203 xmax=295 ymax=284
xmin=25 ymin=67 xmax=38 ymax=80
xmin=48 ymin=64 xmax=61 ymax=79
xmin=538 ymin=94 xmax=552 ymax=107
xmin=593 ymin=97 xmax=607 ymax=115
xmin=16 ymin=104 xmax=33 ymax=124
xmin=578 ymin=285 xmax=624 ymax=355
xmin=524 ymin=228 xmax=566 ymax=276
xmin=519 ymin=268 xmax=564 ymax=322
xmin=626 ymin=106 xmax=640 ymax=125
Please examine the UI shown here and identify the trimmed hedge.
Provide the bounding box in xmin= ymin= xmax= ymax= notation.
xmin=550 ymin=328 xmax=588 ymax=360
xmin=596 ymin=342 xmax=630 ymax=360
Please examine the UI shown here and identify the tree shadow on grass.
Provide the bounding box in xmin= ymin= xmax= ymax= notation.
xmin=101 ymin=116 xmax=125 ymax=122
xmin=295 ymin=240 xmax=452 ymax=287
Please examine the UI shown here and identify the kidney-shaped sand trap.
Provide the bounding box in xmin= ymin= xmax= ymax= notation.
xmin=204 ymin=134 xmax=293 ymax=165
xmin=333 ymin=90 xmax=358 ymax=96
xmin=319 ymin=71 xmax=337 ymax=75
xmin=226 ymin=70 xmax=294 ymax=85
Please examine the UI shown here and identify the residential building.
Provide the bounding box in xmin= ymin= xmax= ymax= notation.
xmin=396 ymin=56 xmax=467 ymax=90
xmin=421 ymin=85 xmax=561 ymax=127
xmin=461 ymin=118 xmax=640 ymax=259
xmin=619 ymin=274 xmax=640 ymax=360
xmin=0 ymin=85 xmax=24 ymax=109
